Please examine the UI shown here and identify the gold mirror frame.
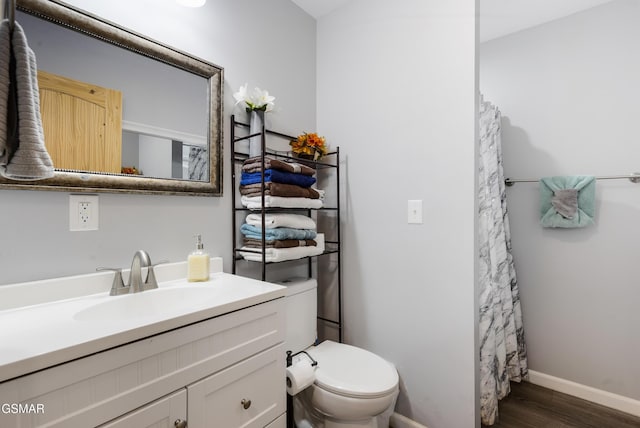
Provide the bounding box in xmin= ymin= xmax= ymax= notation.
xmin=1 ymin=0 xmax=223 ymax=196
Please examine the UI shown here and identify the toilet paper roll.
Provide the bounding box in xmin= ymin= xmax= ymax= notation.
xmin=286 ymin=359 xmax=316 ymax=396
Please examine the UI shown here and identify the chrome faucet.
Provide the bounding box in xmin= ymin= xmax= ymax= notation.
xmin=97 ymin=250 xmax=166 ymax=296
xmin=129 ymin=250 xmax=152 ymax=293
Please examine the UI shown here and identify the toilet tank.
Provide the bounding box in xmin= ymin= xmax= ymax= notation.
xmin=278 ymin=278 xmax=317 ymax=354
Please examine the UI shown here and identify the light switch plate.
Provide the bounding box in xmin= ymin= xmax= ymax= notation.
xmin=408 ymin=199 xmax=423 ymax=224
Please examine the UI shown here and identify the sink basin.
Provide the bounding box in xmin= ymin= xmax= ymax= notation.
xmin=73 ymin=286 xmax=216 ymax=321
xmin=0 ymin=259 xmax=287 ymax=385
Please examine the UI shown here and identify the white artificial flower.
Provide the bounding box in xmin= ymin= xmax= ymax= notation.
xmin=251 ymin=87 xmax=276 ymax=112
xmin=233 ymin=83 xmax=248 ymax=106
xmin=234 ymin=83 xmax=275 ymax=112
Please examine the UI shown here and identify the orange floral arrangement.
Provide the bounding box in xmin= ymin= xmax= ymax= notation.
xmin=121 ymin=166 xmax=142 ymax=175
xmin=290 ymin=132 xmax=328 ymax=161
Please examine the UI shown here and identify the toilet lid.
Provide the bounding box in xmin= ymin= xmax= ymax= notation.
xmin=307 ymin=341 xmax=399 ymax=399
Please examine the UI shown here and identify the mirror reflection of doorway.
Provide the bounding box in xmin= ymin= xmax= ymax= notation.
xmin=121 ymin=132 xmax=208 ymax=181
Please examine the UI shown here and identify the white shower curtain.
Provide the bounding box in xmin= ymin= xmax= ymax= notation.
xmin=478 ymin=96 xmax=528 ymax=426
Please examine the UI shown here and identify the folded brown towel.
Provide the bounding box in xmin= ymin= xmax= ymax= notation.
xmin=239 ymin=182 xmax=320 ymax=199
xmin=243 ymin=238 xmax=317 ymax=249
xmin=242 ymin=156 xmax=315 ymax=176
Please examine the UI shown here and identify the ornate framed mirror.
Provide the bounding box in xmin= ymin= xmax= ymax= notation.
xmin=0 ymin=0 xmax=223 ymax=196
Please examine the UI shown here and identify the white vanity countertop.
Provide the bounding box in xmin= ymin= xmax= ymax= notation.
xmin=0 ymin=259 xmax=285 ymax=383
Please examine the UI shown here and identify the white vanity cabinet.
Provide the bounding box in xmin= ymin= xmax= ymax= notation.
xmin=0 ymin=297 xmax=286 ymax=428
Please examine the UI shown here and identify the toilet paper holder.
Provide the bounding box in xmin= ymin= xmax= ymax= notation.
xmin=286 ymin=349 xmax=318 ymax=368
xmin=286 ymin=350 xmax=318 ymax=428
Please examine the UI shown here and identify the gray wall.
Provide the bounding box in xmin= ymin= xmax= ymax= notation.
xmin=121 ymin=131 xmax=140 ymax=169
xmin=481 ymin=0 xmax=640 ymax=401
xmin=317 ymin=1 xmax=478 ymax=427
xmin=139 ymin=135 xmax=172 ymax=179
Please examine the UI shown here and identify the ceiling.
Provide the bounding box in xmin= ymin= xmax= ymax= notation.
xmin=290 ymin=0 xmax=617 ymax=42
xmin=290 ymin=0 xmax=351 ymax=19
xmin=480 ymin=0 xmax=616 ymax=42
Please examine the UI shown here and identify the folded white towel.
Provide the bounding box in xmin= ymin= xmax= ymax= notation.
xmin=0 ymin=21 xmax=54 ymax=180
xmin=245 ymin=213 xmax=317 ymax=230
xmin=241 ymin=195 xmax=323 ymax=210
xmin=239 ymin=233 xmax=324 ymax=262
xmin=239 ymin=245 xmax=324 ymax=263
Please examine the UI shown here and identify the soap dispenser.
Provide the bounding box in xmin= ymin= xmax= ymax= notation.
xmin=187 ymin=234 xmax=210 ymax=282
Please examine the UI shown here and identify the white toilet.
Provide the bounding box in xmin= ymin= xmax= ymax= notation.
xmin=282 ymin=278 xmax=399 ymax=428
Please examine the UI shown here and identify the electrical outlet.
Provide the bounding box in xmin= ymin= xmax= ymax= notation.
xmin=79 ymin=202 xmax=90 ymax=225
xmin=70 ymin=194 xmax=99 ymax=231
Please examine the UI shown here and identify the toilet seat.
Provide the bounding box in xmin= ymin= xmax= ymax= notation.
xmin=306 ymin=341 xmax=399 ymax=399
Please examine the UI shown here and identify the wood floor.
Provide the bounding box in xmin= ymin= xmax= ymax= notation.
xmin=483 ymin=381 xmax=640 ymax=428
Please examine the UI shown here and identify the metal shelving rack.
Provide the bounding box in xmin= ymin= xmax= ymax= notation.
xmin=230 ymin=115 xmax=343 ymax=343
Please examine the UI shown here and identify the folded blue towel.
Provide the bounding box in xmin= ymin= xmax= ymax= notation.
xmin=240 ymin=169 xmax=316 ymax=188
xmin=240 ymin=223 xmax=317 ymax=241
xmin=540 ymin=176 xmax=595 ymax=228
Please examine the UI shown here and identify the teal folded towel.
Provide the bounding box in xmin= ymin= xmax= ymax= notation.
xmin=240 ymin=223 xmax=316 ymax=241
xmin=540 ymin=176 xmax=596 ymax=228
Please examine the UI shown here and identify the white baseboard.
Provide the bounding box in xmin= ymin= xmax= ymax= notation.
xmin=528 ymin=370 xmax=640 ymax=418
xmin=389 ymin=412 xmax=428 ymax=428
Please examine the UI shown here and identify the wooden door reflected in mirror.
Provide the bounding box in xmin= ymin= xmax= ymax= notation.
xmin=39 ymin=70 xmax=123 ymax=174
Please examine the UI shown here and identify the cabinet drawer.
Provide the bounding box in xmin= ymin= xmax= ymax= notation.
xmin=265 ymin=413 xmax=286 ymax=428
xmin=188 ymin=344 xmax=285 ymax=428
xmin=98 ymin=389 xmax=186 ymax=428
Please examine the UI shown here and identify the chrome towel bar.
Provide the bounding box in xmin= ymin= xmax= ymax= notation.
xmin=505 ymin=172 xmax=640 ymax=186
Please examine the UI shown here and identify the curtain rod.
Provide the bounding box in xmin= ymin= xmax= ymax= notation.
xmin=505 ymin=173 xmax=640 ymax=186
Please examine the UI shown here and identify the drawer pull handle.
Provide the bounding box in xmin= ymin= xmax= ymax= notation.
xmin=174 ymin=419 xmax=187 ymax=428
xmin=241 ymin=398 xmax=252 ymax=409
